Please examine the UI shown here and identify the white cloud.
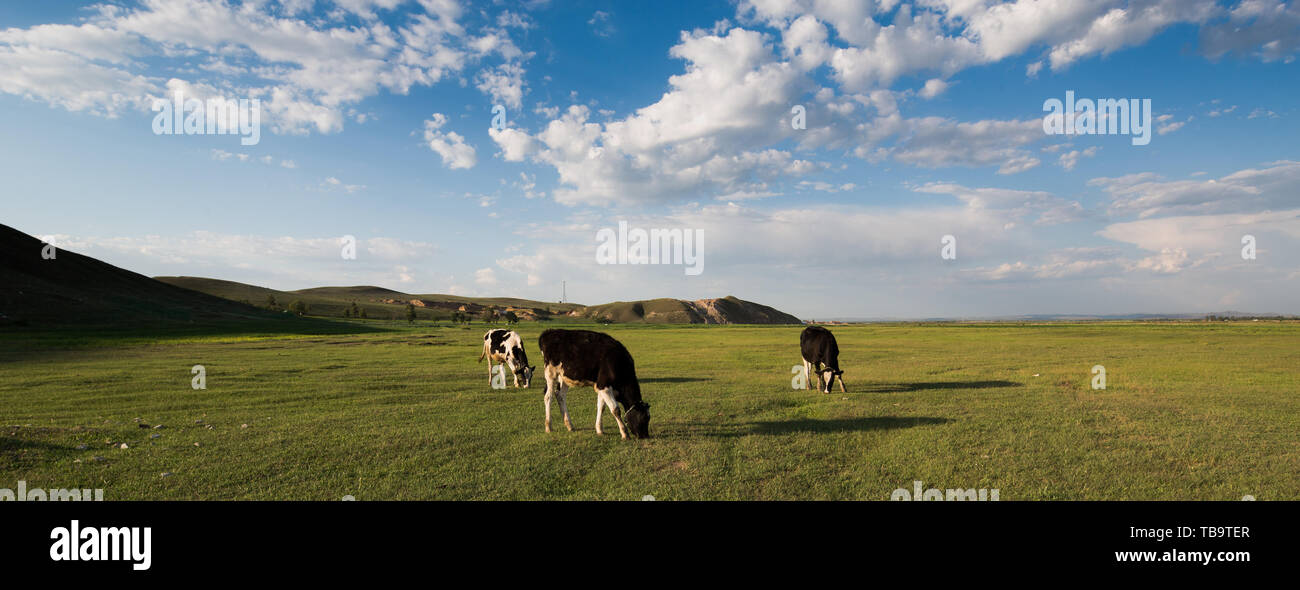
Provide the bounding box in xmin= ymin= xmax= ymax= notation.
xmin=914 ymin=181 xmax=1085 ymax=225
xmin=918 ymin=78 xmax=949 ymax=99
xmin=0 ymin=0 xmax=528 ymax=135
xmin=884 ymin=116 xmax=1046 ymax=174
xmin=1200 ymin=0 xmax=1300 ymax=63
xmin=1058 ymin=146 xmax=1099 ymax=171
xmin=488 ymin=126 xmax=535 ymax=161
xmin=476 ymin=62 xmax=526 ymax=110
xmin=588 ymin=10 xmax=615 ymax=38
xmin=424 ymin=113 xmax=477 ymax=169
xmin=53 ymin=231 xmax=437 ymax=291
xmin=1100 ymin=210 xmax=1300 ymax=254
xmin=474 ymin=267 xmax=498 ymax=286
xmin=1156 ymin=118 xmax=1187 ymax=135
xmin=322 ymin=176 xmax=366 ymax=193
xmin=1094 ymin=160 xmax=1300 ymax=218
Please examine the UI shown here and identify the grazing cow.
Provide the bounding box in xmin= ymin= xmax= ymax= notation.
xmin=800 ymin=325 xmax=846 ymax=393
xmin=479 ymin=329 xmax=535 ymax=388
xmin=537 ymin=329 xmax=650 ymax=439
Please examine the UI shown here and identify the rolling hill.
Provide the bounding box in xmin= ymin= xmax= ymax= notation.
xmin=572 ymin=296 xmax=802 ymax=324
xmin=0 ymin=223 xmax=800 ymax=326
xmin=157 ymin=277 xmax=802 ymax=324
xmin=0 ymin=224 xmax=279 ymax=327
xmin=154 ymin=277 xmax=587 ymax=322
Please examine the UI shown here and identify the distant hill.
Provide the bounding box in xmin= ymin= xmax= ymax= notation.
xmin=158 ymin=278 xmax=801 ymax=324
xmin=0 ymin=224 xmax=278 ymax=327
xmin=571 ymin=296 xmax=801 ymax=324
xmin=156 ymin=276 xmax=585 ymax=322
xmin=0 ymin=223 xmax=799 ymax=326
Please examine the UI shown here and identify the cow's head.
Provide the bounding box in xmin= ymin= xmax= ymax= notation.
xmin=515 ymin=364 xmax=536 ymax=388
xmin=624 ymin=401 xmax=651 ymax=438
xmin=821 ymin=368 xmax=843 ymax=392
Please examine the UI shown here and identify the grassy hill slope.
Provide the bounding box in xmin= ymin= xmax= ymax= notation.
xmin=0 ymin=224 xmax=282 ymax=328
xmin=0 ymin=221 xmax=798 ymax=326
xmin=156 ymin=277 xmax=584 ymax=321
xmin=574 ymin=296 xmax=801 ymax=324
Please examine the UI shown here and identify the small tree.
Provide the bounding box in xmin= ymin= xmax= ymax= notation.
xmin=288 ymin=300 xmax=308 ymax=316
xmin=265 ymin=294 xmax=279 ymax=310
xmin=480 ymin=308 xmax=498 ymax=324
xmin=350 ymin=301 xmax=360 ymax=317
xmin=343 ymin=307 xmax=352 ymax=318
xmin=405 ymin=303 xmax=416 ymax=324
xmin=359 ymin=308 xmax=368 ymax=319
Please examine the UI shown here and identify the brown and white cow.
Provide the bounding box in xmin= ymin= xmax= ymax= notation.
xmin=479 ymin=329 xmax=535 ymax=388
xmin=537 ymin=329 xmax=650 ymax=439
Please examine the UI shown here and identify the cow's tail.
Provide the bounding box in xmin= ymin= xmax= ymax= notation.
xmin=478 ymin=339 xmax=487 ymax=362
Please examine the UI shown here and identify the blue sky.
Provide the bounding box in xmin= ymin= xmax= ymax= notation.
xmin=1 ymin=0 xmax=1298 ymax=318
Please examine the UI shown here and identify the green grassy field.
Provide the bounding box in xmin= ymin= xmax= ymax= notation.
xmin=2 ymin=321 xmax=1297 ymax=500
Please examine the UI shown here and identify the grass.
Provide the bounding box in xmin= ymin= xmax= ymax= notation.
xmin=2 ymin=321 xmax=1297 ymax=500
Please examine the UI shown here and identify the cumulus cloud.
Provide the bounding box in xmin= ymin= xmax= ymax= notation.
xmin=1200 ymin=0 xmax=1300 ymax=63
xmin=1100 ymin=210 xmax=1300 ymax=254
xmin=424 ymin=113 xmax=477 ymax=169
xmin=884 ymin=116 xmax=1046 ymax=174
xmin=740 ymin=0 xmax=1236 ymax=83
xmin=1058 ymin=146 xmax=1099 ymax=171
xmin=914 ymin=182 xmax=1085 ymax=225
xmin=474 ymin=267 xmax=498 ymax=286
xmin=0 ymin=0 xmax=530 ymax=135
xmin=918 ymin=78 xmax=949 ymax=99
xmin=1093 ymin=160 xmax=1300 ymax=218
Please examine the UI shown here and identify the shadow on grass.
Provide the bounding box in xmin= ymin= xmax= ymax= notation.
xmin=642 ymin=377 xmax=710 ymax=383
xmin=859 ymin=380 xmax=1022 ymax=393
xmin=0 ymin=315 xmax=393 ymax=359
xmin=682 ymin=416 xmax=952 ymax=438
xmin=0 ymin=436 xmax=78 ymax=453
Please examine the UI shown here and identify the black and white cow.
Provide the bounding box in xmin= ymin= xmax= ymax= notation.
xmin=479 ymin=329 xmax=535 ymax=388
xmin=537 ymin=329 xmax=650 ymax=439
xmin=800 ymin=325 xmax=846 ymax=393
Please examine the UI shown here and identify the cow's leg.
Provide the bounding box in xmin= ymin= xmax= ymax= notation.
xmin=612 ymin=405 xmax=626 ymax=438
xmin=803 ymin=360 xmax=814 ymax=390
xmin=599 ymin=388 xmax=629 ymax=439
xmin=510 ymin=361 xmax=520 ymax=388
xmin=487 ymin=357 xmax=495 ymax=384
xmin=543 ymin=365 xmax=557 ymax=432
xmin=837 ymin=373 xmax=847 ymax=393
xmin=594 ymin=394 xmax=604 ymax=435
xmin=558 ymin=383 xmax=572 ymax=431
xmin=813 ymin=363 xmax=826 ymax=392
xmin=543 ymin=381 xmax=553 ymax=433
